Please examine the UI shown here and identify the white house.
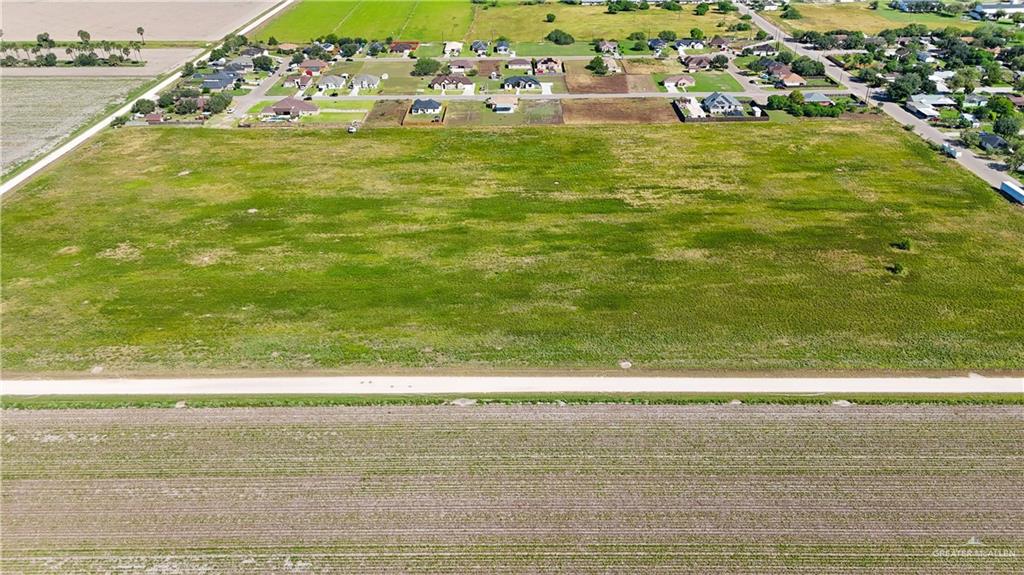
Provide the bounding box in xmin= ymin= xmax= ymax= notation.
xmin=702 ymin=92 xmax=744 ymax=115
xmin=443 ymin=41 xmax=464 ymax=56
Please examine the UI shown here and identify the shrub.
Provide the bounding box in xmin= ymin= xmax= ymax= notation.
xmin=546 ymin=29 xmax=575 ymax=45
xmin=546 ymin=13 xmax=556 ymax=22
xmin=890 ymin=239 xmax=912 ymax=251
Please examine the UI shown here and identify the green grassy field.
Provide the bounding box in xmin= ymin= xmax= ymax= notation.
xmin=763 ymin=2 xmax=983 ymax=34
xmin=2 ymin=120 xmax=1023 ymax=375
xmin=256 ymin=0 xmax=474 ymax=43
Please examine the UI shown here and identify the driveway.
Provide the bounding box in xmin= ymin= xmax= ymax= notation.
xmin=230 ymin=59 xmax=289 ymax=119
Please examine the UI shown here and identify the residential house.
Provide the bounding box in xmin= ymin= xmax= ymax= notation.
xmin=351 ymin=74 xmax=381 ymax=89
xmin=507 ymin=58 xmax=533 ymax=71
xmin=971 ymin=3 xmax=1024 ymax=20
xmin=225 ymin=56 xmax=254 ymax=73
xmin=201 ymin=71 xmax=240 ymax=91
xmin=502 ymin=75 xmax=540 ymax=90
xmin=318 ymin=75 xmax=346 ymax=90
xmin=803 ymin=92 xmax=834 ymax=106
xmin=449 ymin=59 xmax=474 ymax=74
xmin=664 ymin=74 xmax=695 ymax=90
xmin=487 ymin=95 xmax=519 ymax=113
xmin=471 ymin=40 xmax=488 ymax=56
xmin=778 ymin=72 xmax=806 ymax=87
xmin=964 ymin=93 xmax=989 ymax=108
xmin=534 ymin=57 xmax=562 ymax=74
xmin=286 ymin=74 xmax=314 ymax=89
xmin=764 ymin=61 xmax=792 ymax=80
xmin=261 ymin=97 xmax=319 ymax=118
xmin=676 ymin=39 xmax=705 ymax=50
xmin=443 ymin=41 xmax=464 ymax=56
xmin=930 ymin=70 xmax=955 ymax=93
xmin=648 ymin=38 xmax=667 ymax=51
xmin=709 ymin=36 xmax=730 ymax=51
xmin=240 ymin=46 xmax=268 ymax=57
xmin=598 ymin=40 xmax=619 ymax=54
xmin=429 ymin=74 xmax=472 ymax=90
xmin=750 ymin=43 xmax=777 ymax=57
xmin=905 ymin=93 xmax=955 ymax=118
xmin=979 ymin=131 xmax=1010 ymax=152
xmin=916 ymin=50 xmax=936 ymax=63
xmin=495 ymin=40 xmax=511 ymax=55
xmin=390 ymin=42 xmax=417 ymax=56
xmin=299 ymin=59 xmax=329 ymax=75
xmin=410 ymin=98 xmax=443 ymax=115
xmin=682 ymin=55 xmax=713 ymax=72
xmin=144 ymin=112 xmax=165 ymax=124
xmin=702 ymin=92 xmax=744 ymax=115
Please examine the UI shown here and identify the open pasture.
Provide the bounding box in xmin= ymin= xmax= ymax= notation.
xmin=561 ymin=98 xmax=679 ymax=124
xmin=2 ymin=120 xmax=1024 ymax=374
xmin=763 ymin=2 xmax=981 ymax=34
xmin=256 ymin=0 xmax=474 ymax=43
xmin=2 ymin=404 xmax=1022 ymax=573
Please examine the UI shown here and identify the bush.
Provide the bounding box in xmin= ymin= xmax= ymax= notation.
xmin=890 ymin=239 xmax=912 ymax=251
xmin=586 ymin=55 xmax=609 ymax=75
xmin=546 ymin=29 xmax=575 ymax=45
xmin=546 ymin=13 xmax=556 ymax=22
xmin=131 ymin=99 xmax=156 ymax=114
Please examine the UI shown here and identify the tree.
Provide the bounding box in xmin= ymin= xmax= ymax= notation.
xmin=949 ymin=67 xmax=980 ymax=94
xmin=887 ymin=73 xmax=922 ymax=101
xmin=290 ymin=52 xmax=304 ymax=64
xmin=627 ymin=32 xmax=647 ymax=41
xmin=987 ymin=95 xmax=1016 ymax=118
xmin=586 ymin=55 xmax=609 ymax=75
xmin=131 ymin=98 xmax=156 ymax=114
xmin=253 ymin=55 xmax=274 ymax=71
xmin=961 ymin=129 xmax=981 ymax=148
xmin=695 ymin=3 xmax=710 ymax=16
xmin=137 ymin=26 xmax=145 ymax=44
xmin=1005 ymin=146 xmax=1024 ymax=172
xmin=206 ymin=92 xmax=233 ymax=114
xmin=869 ymin=0 xmax=879 ymax=8
xmin=42 ymin=52 xmax=57 ymax=66
xmin=658 ymin=30 xmax=677 ymax=42
xmin=545 ymin=29 xmax=575 ymax=45
xmin=716 ymin=0 xmax=736 ymax=12
xmin=663 ymin=0 xmax=683 ymax=11
xmin=268 ymin=36 xmax=279 ymax=46
xmin=690 ymin=28 xmax=704 ymax=41
xmin=412 ymin=57 xmax=442 ymax=76
xmin=174 ymin=97 xmax=199 ymax=115
xmin=983 ymin=61 xmax=1004 ymax=86
xmin=781 ymin=5 xmax=802 ymax=19
xmin=546 ymin=13 xmax=556 ymax=22
xmin=77 ymin=29 xmax=91 ymax=44
xmin=994 ymin=114 xmax=1021 ymax=138
xmin=711 ymin=54 xmax=728 ymax=69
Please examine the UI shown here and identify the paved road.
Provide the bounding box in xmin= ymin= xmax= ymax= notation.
xmin=230 ymin=60 xmax=293 ymax=119
xmin=0 ymin=0 xmax=298 ymax=197
xmin=741 ymin=5 xmax=1020 ymax=190
xmin=2 ymin=375 xmax=1020 ymax=395
xmin=309 ymin=88 xmax=851 ymax=103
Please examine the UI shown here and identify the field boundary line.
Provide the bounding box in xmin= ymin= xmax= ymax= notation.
xmin=330 ymin=0 xmax=365 ymax=35
xmin=395 ymin=1 xmax=421 ymax=40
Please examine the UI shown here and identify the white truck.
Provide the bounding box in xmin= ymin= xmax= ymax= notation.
xmin=999 ymin=181 xmax=1024 ymax=204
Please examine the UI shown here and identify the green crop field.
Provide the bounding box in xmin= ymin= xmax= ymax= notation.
xmin=763 ymin=2 xmax=984 ymax=34
xmin=2 ymin=119 xmax=1024 ymax=375
xmin=256 ymin=0 xmax=475 ymax=43
xmin=3 ymin=404 xmax=1022 ymax=572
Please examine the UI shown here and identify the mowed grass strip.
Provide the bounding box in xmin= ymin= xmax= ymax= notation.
xmin=2 ymin=120 xmax=1024 ymax=374
xmin=256 ymin=0 xmax=474 ymax=43
xmin=2 ymin=405 xmax=1023 ymax=572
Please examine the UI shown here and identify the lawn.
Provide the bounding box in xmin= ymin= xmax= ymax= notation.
xmin=445 ymin=100 xmax=563 ymax=126
xmin=690 ymin=71 xmax=743 ymax=92
xmin=2 ymin=120 xmax=1024 ymax=374
xmin=3 ymin=405 xmax=1022 ymax=572
xmin=763 ymin=2 xmax=982 ymax=34
xmin=256 ymin=0 xmax=474 ymax=43
xmin=468 ymin=2 xmax=751 ymax=42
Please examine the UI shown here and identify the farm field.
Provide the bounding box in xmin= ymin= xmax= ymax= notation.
xmin=0 ymin=77 xmax=145 ymax=174
xmin=3 ymin=120 xmax=1024 ymax=374
xmin=468 ymin=3 xmax=752 ymax=42
xmin=2 ymin=404 xmax=1022 ymax=573
xmin=0 ymin=0 xmax=275 ymax=41
xmin=763 ymin=2 xmax=981 ymax=34
xmin=256 ymin=0 xmax=474 ymax=43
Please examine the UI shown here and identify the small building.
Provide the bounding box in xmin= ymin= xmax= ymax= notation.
xmin=144 ymin=112 xmax=165 ymax=124
xmin=495 ymin=40 xmax=511 ymax=55
xmin=318 ymin=75 xmax=346 ymax=90
xmin=470 ymin=40 xmax=488 ymax=56
xmin=648 ymin=38 xmax=667 ymax=51
xmin=750 ymin=43 xmax=777 ymax=57
xmin=676 ymin=39 xmax=705 ymax=50
xmin=778 ymin=72 xmax=806 ymax=87
xmin=487 ymin=95 xmax=519 ymax=113
xmin=449 ymin=59 xmax=474 ymax=74
xmin=702 ymin=92 xmax=744 ymax=115
xmin=764 ymin=61 xmax=792 ymax=79
xmin=804 ymin=92 xmax=834 ymax=106
xmin=971 ymin=3 xmax=1024 ymax=20
xmin=298 ymin=59 xmax=329 ymax=75
xmin=673 ymin=96 xmax=707 ymax=119
xmin=502 ymin=75 xmax=540 ymax=90
xmin=964 ymin=93 xmax=989 ymax=108
xmin=351 ymin=74 xmax=381 ymax=89
xmin=682 ymin=55 xmax=713 ymax=72
xmin=507 ymin=58 xmax=533 ymax=71
xmin=240 ymin=46 xmax=267 ymax=58
xmin=709 ymin=36 xmax=730 ymax=51
xmin=410 ymin=98 xmax=442 ymax=115
xmin=916 ymin=50 xmax=936 ymax=63
xmin=390 ymin=41 xmax=417 ymax=55
xmin=664 ymin=74 xmax=695 ymax=90
xmin=225 ymin=56 xmax=254 ymax=72
xmin=598 ymin=40 xmax=619 ymax=54
xmin=286 ymin=74 xmax=313 ymax=89
xmin=980 ymin=131 xmax=1010 ymax=152
xmin=261 ymin=97 xmax=319 ymax=118
xmin=429 ymin=74 xmax=472 ymax=90
xmin=443 ymin=41 xmax=464 ymax=56
xmin=201 ymin=71 xmax=240 ymax=91
xmin=534 ymin=57 xmax=562 ymax=75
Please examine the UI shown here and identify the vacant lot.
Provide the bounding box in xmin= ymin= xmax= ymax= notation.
xmin=364 ymin=99 xmax=409 ymax=126
xmin=469 ymin=3 xmax=752 ymax=42
xmin=256 ymin=0 xmax=474 ymax=42
xmin=763 ymin=2 xmax=980 ymax=34
xmin=3 ymin=120 xmax=1024 ymax=374
xmin=562 ymin=98 xmax=678 ymax=124
xmin=0 ymin=77 xmax=144 ymax=174
xmin=565 ymin=60 xmax=629 ymax=93
xmin=2 ymin=404 xmax=1022 ymax=573
xmin=1 ymin=0 xmax=274 ymax=41
xmin=446 ymin=100 xmax=563 ymax=126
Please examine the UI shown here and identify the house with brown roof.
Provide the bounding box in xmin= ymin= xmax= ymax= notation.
xmin=429 ymin=74 xmax=473 ymax=90
xmin=449 ymin=60 xmax=474 ymax=74
xmin=682 ymin=55 xmax=713 ymax=72
xmin=390 ymin=41 xmax=419 ymax=56
xmin=709 ymin=36 xmax=730 ymax=50
xmin=286 ymin=74 xmax=313 ymax=89
xmin=534 ymin=57 xmax=562 ymax=75
xmin=778 ymin=72 xmax=806 ymax=87
xmin=260 ymin=97 xmax=319 ymax=118
xmin=598 ymin=40 xmax=619 ymax=54
xmin=298 ymin=59 xmax=329 ymax=75
xmin=663 ymin=74 xmax=695 ymax=90
xmin=507 ymin=58 xmax=533 ymax=71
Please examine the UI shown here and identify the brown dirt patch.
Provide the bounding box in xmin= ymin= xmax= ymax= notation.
xmin=561 ymin=98 xmax=678 ymax=124
xmin=622 ymin=58 xmax=683 ymax=75
xmin=96 ymin=242 xmax=142 ymax=262
xmin=365 ymin=100 xmax=409 ymax=127
xmin=626 ymin=74 xmax=658 ymax=93
xmin=564 ymin=61 xmax=628 ymax=94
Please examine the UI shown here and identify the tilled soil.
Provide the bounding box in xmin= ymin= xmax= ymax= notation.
xmin=2 ymin=404 xmax=1022 ymax=573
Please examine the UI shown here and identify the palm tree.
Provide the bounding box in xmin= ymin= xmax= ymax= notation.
xmin=137 ymin=26 xmax=145 ymax=45
xmin=77 ymin=29 xmax=90 ymax=44
xmin=65 ymin=46 xmax=74 ymax=59
xmin=121 ymin=45 xmax=131 ymax=60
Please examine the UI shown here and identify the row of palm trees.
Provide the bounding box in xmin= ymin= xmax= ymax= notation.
xmin=0 ymin=28 xmax=147 ymax=65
